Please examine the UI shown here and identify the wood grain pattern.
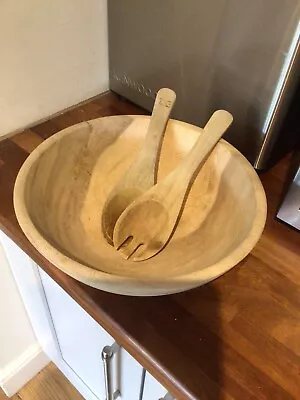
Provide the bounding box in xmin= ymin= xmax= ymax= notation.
xmin=1 ymin=92 xmax=300 ymax=399
xmin=11 ymin=131 xmax=43 ymax=153
xmin=14 ymin=111 xmax=265 ymax=295
xmin=0 ymin=364 xmax=82 ymax=400
xmin=17 ymin=363 xmax=83 ymax=400
xmin=0 ymin=389 xmax=11 ymax=400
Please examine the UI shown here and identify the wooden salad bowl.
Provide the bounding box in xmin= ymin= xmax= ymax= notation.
xmin=14 ymin=115 xmax=267 ymax=296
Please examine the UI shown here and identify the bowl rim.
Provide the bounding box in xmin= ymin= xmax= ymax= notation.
xmin=13 ymin=115 xmax=267 ymax=293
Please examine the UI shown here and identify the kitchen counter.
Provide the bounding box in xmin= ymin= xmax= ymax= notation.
xmin=1 ymin=91 xmax=300 ymax=400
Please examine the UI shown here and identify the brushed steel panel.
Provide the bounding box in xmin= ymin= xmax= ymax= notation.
xmin=108 ymin=0 xmax=300 ymax=167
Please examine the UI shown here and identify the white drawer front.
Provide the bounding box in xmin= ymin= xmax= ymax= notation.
xmin=40 ymin=269 xmax=143 ymax=400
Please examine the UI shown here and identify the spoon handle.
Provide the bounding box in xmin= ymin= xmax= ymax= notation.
xmin=137 ymin=88 xmax=176 ymax=181
xmin=145 ymin=88 xmax=176 ymax=146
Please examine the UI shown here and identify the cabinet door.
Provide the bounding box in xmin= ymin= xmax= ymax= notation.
xmin=0 ymin=231 xmax=59 ymax=361
xmin=0 ymin=232 xmax=100 ymax=400
xmin=40 ymin=269 xmax=143 ymax=400
xmin=142 ymin=371 xmax=174 ymax=400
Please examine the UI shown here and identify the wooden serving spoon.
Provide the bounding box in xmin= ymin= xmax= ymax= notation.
xmin=101 ymin=88 xmax=176 ymax=245
xmin=113 ymin=110 xmax=233 ymax=261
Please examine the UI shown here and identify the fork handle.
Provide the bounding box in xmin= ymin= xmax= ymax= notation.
xmin=171 ymin=110 xmax=233 ymax=187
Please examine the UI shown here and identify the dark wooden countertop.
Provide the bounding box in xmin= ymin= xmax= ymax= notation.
xmin=1 ymin=92 xmax=300 ymax=400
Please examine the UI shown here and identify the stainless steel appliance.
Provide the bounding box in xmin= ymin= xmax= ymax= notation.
xmin=108 ymin=1 xmax=300 ymax=169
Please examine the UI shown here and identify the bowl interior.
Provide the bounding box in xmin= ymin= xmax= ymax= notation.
xmin=22 ymin=116 xmax=264 ymax=279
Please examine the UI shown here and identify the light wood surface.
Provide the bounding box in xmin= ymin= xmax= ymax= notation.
xmin=114 ymin=110 xmax=233 ymax=261
xmin=14 ymin=113 xmax=266 ymax=296
xmin=102 ymin=88 xmax=176 ymax=244
xmin=0 ymin=390 xmax=8 ymax=400
xmin=0 ymin=363 xmax=83 ymax=400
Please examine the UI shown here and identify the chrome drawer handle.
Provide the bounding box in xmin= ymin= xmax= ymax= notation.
xmin=101 ymin=342 xmax=121 ymax=400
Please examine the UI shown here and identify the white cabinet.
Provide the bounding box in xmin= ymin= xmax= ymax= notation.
xmin=40 ymin=269 xmax=111 ymax=399
xmin=39 ymin=269 xmax=144 ymax=400
xmin=142 ymin=372 xmax=174 ymax=400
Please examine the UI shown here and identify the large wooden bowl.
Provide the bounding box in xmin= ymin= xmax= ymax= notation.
xmin=14 ymin=116 xmax=267 ymax=296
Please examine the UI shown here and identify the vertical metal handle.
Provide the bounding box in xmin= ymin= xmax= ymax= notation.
xmin=139 ymin=368 xmax=146 ymax=400
xmin=101 ymin=342 xmax=121 ymax=400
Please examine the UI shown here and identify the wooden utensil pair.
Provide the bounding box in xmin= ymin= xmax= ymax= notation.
xmin=102 ymin=89 xmax=233 ymax=261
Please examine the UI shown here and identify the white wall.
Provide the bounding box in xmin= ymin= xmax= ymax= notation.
xmin=0 ymin=0 xmax=108 ymax=137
